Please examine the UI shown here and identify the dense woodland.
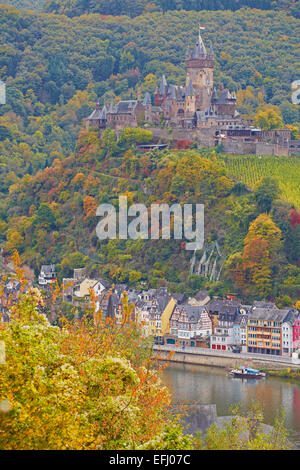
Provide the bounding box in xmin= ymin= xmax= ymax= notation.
xmin=43 ymin=1 xmax=300 ymax=19
xmin=0 ymin=1 xmax=299 ymax=452
xmin=3 ymin=0 xmax=44 ymax=10
xmin=5 ymin=0 xmax=299 ymax=18
xmin=0 ymin=4 xmax=299 ymax=304
xmin=1 ymin=127 xmax=299 ymax=304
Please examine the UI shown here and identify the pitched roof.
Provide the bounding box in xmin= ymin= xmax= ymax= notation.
xmin=253 ymin=301 xmax=278 ymax=310
xmin=283 ymin=309 xmax=300 ymax=325
xmin=191 ymin=32 xmax=206 ymax=59
xmin=41 ymin=265 xmax=56 ymax=274
xmin=186 ymin=79 xmax=194 ymax=97
xmin=87 ymin=106 xmax=103 ymax=120
xmin=77 ymin=279 xmax=99 ymax=297
xmin=151 ymin=106 xmax=163 ymax=113
xmin=142 ymin=92 xmax=152 ymax=106
xmin=171 ymin=293 xmax=187 ymax=304
xmin=98 ymin=279 xmax=110 ymax=289
xmin=159 ymin=75 xmax=168 ymax=95
xmin=169 ymin=84 xmax=176 ymax=100
xmin=157 ymin=294 xmax=170 ymax=313
xmin=194 ymin=290 xmax=210 ymax=302
xmin=207 ymin=298 xmax=241 ymax=314
xmin=181 ymin=305 xmax=207 ymax=323
xmin=248 ymin=307 xmax=290 ymax=322
xmin=115 ymin=100 xmax=137 ymax=114
xmin=126 ymin=291 xmax=139 ymax=304
xmin=100 ymin=104 xmax=107 ymax=120
xmin=213 ymin=90 xmax=236 ymax=105
xmin=114 ymin=283 xmax=128 ymax=292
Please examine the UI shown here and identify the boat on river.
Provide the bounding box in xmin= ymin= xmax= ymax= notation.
xmin=229 ymin=366 xmax=266 ymax=379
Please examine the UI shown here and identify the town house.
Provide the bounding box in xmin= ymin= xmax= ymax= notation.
xmin=168 ymin=304 xmax=212 ymax=347
xmin=247 ymin=307 xmax=292 ymax=355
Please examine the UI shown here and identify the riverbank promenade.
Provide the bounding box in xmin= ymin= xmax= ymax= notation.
xmin=153 ymin=344 xmax=300 ymax=369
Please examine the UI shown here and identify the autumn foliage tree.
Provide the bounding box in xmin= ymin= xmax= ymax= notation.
xmin=226 ymin=214 xmax=282 ymax=298
xmin=0 ymin=255 xmax=192 ymax=450
xmin=0 ymin=253 xmax=293 ymax=450
xmin=83 ymin=195 xmax=97 ymax=219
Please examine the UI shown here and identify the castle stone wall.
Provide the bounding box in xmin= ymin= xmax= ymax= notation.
xmin=148 ymin=128 xmax=291 ymax=156
xmin=222 ymin=140 xmax=257 ymax=155
xmin=256 ymin=142 xmax=290 ymax=157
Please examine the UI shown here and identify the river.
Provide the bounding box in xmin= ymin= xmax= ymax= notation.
xmin=160 ymin=362 xmax=300 ymax=447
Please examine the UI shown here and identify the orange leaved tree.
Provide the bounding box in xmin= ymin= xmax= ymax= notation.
xmin=0 ymin=253 xmax=192 ymax=450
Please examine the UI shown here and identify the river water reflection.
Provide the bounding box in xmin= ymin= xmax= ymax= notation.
xmin=160 ymin=362 xmax=300 ymax=446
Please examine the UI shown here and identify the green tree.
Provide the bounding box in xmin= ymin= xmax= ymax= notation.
xmin=255 ymin=108 xmax=284 ymax=130
xmin=34 ymin=204 xmax=56 ymax=231
xmin=254 ymin=177 xmax=281 ymax=213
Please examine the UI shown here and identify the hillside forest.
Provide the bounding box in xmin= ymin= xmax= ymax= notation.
xmin=4 ymin=0 xmax=300 ymax=18
xmin=0 ymin=4 xmax=299 ymax=305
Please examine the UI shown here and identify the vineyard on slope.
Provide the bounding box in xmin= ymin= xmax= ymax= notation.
xmin=220 ymin=154 xmax=300 ymax=209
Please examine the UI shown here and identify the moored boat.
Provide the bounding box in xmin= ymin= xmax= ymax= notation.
xmin=229 ymin=366 xmax=266 ymax=379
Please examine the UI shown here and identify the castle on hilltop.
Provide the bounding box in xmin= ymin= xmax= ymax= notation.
xmin=86 ymin=30 xmax=295 ymax=156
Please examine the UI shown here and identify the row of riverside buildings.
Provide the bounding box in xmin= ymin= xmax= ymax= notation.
xmin=2 ymin=263 xmax=299 ymax=358
xmin=38 ymin=265 xmax=300 ymax=358
xmin=0 ymin=265 xmax=300 ymax=357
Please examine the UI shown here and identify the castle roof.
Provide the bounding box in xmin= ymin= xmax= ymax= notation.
xmin=169 ymin=84 xmax=176 ymax=99
xmin=100 ymin=104 xmax=107 ymax=120
xmin=159 ymin=75 xmax=168 ymax=95
xmin=186 ymin=79 xmax=194 ymax=97
xmin=151 ymin=106 xmax=163 ymax=113
xmin=109 ymin=100 xmax=137 ymax=114
xmin=191 ymin=32 xmax=206 ymax=59
xmin=170 ymin=84 xmax=186 ymax=101
xmin=195 ymin=104 xmax=216 ymax=121
xmin=87 ymin=106 xmax=103 ymax=121
xmin=156 ymin=78 xmax=186 ymax=102
xmin=108 ymin=102 xmax=114 ymax=113
xmin=142 ymin=92 xmax=152 ymax=106
xmin=212 ymin=90 xmax=236 ymax=105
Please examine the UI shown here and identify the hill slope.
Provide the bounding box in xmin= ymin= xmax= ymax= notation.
xmin=0 ymin=4 xmax=299 ymax=303
xmin=2 ymin=1 xmax=45 ymax=10
xmin=44 ymin=0 xmax=300 ymax=18
xmin=221 ymin=154 xmax=300 ymax=209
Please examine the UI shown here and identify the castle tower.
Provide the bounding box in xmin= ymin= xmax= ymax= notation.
xmin=185 ymin=79 xmax=196 ymax=118
xmin=185 ymin=29 xmax=214 ymax=113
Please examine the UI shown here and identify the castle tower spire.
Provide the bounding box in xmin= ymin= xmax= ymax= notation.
xmin=159 ymin=74 xmax=168 ymax=96
xmin=185 ymin=27 xmax=214 ymax=112
xmin=191 ymin=27 xmax=207 ymax=59
xmin=186 ymin=79 xmax=194 ymax=97
xmin=198 ymin=28 xmax=207 ymax=55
